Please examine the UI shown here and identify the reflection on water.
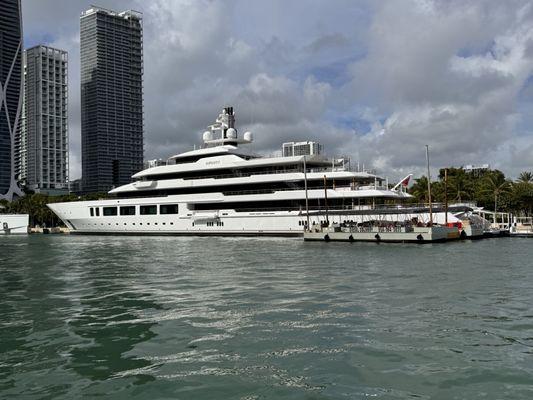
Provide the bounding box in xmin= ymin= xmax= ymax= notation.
xmin=66 ymin=272 xmax=159 ymax=384
xmin=1 ymin=235 xmax=533 ymax=399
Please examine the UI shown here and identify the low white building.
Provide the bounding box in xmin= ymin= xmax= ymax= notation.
xmin=143 ymin=159 xmax=167 ymax=170
xmin=282 ymin=141 xmax=322 ymax=157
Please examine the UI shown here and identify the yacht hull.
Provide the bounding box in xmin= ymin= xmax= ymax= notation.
xmin=48 ymin=199 xmax=466 ymax=237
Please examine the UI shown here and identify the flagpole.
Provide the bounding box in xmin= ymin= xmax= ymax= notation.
xmin=323 ymin=175 xmax=329 ymax=224
xmin=426 ymin=145 xmax=433 ymax=226
xmin=444 ymin=168 xmax=448 ymax=225
xmin=303 ymin=156 xmax=310 ymax=228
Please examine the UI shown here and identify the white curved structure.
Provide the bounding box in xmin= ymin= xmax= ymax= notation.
xmin=49 ymin=107 xmax=414 ymax=236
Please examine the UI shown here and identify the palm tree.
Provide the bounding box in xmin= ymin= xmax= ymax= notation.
xmin=448 ymin=173 xmax=472 ymax=203
xmin=410 ymin=176 xmax=429 ymax=203
xmin=482 ymin=175 xmax=512 ymax=212
xmin=518 ymin=171 xmax=533 ymax=183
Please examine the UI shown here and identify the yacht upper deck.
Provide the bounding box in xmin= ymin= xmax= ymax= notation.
xmin=110 ymin=107 xmax=397 ymax=199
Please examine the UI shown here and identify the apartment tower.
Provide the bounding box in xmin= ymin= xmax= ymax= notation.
xmin=0 ymin=0 xmax=23 ymax=201
xmin=18 ymin=45 xmax=69 ymax=194
xmin=80 ymin=6 xmax=143 ymax=193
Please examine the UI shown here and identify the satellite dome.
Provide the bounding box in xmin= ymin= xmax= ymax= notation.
xmin=243 ymin=131 xmax=253 ymax=142
xmin=226 ymin=128 xmax=237 ymax=139
xmin=202 ymin=131 xmax=213 ymax=141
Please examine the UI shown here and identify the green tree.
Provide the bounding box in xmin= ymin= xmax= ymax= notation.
xmin=481 ymin=175 xmax=512 ymax=212
xmin=518 ymin=171 xmax=533 ymax=183
xmin=509 ymin=181 xmax=533 ymax=216
xmin=448 ymin=172 xmax=473 ymax=202
xmin=409 ymin=176 xmax=429 ymax=203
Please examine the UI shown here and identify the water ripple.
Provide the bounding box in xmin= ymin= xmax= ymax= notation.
xmin=1 ymin=235 xmax=532 ymax=398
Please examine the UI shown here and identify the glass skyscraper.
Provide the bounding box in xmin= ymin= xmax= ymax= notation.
xmin=0 ymin=0 xmax=23 ymax=201
xmin=80 ymin=6 xmax=144 ymax=194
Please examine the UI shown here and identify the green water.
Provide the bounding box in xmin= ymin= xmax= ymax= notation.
xmin=0 ymin=235 xmax=532 ymax=399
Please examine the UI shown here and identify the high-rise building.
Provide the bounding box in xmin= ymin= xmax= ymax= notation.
xmin=0 ymin=0 xmax=24 ymax=201
xmin=17 ymin=45 xmax=69 ymax=194
xmin=80 ymin=6 xmax=144 ymax=193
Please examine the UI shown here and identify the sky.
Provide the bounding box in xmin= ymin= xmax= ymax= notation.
xmin=22 ymin=0 xmax=533 ymax=181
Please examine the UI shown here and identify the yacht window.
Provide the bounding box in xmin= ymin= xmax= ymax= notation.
xmin=90 ymin=208 xmax=94 ymax=217
xmin=103 ymin=207 xmax=118 ymax=216
xmin=120 ymin=206 xmax=136 ymax=216
xmin=160 ymin=204 xmax=179 ymax=214
xmin=95 ymin=208 xmax=100 ymax=217
xmin=140 ymin=205 xmax=157 ymax=215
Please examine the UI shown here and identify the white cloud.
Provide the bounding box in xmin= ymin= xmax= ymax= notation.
xmin=342 ymin=0 xmax=533 ymax=178
xmin=21 ymin=0 xmax=533 ymax=182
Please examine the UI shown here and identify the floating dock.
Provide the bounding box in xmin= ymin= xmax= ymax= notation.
xmin=304 ymin=224 xmax=458 ymax=243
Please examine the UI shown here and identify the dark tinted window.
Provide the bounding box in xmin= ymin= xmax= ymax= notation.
xmin=90 ymin=208 xmax=94 ymax=217
xmin=95 ymin=208 xmax=100 ymax=216
xmin=160 ymin=204 xmax=179 ymax=214
xmin=140 ymin=205 xmax=157 ymax=215
xmin=103 ymin=207 xmax=118 ymax=216
xmin=120 ymin=206 xmax=136 ymax=215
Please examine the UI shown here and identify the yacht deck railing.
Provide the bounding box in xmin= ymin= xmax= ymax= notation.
xmin=142 ymin=167 xmax=378 ymax=182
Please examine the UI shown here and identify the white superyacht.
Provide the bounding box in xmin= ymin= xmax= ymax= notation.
xmin=48 ymin=107 xmax=414 ymax=235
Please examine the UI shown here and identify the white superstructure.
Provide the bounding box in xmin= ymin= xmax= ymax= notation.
xmin=49 ymin=107 xmax=416 ymax=236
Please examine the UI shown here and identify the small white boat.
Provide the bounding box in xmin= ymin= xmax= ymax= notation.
xmin=0 ymin=214 xmax=29 ymax=235
xmin=510 ymin=216 xmax=533 ymax=237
